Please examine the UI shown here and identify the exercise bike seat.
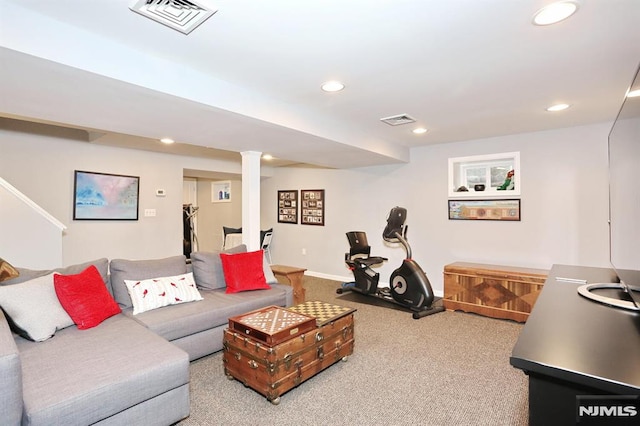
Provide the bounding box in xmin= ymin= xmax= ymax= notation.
xmin=351 ymin=256 xmax=387 ymax=267
xmin=345 ymin=232 xmax=387 ymax=266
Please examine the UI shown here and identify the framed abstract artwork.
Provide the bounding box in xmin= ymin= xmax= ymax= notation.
xmin=73 ymin=170 xmax=140 ymax=220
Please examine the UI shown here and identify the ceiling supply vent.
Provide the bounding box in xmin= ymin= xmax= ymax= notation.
xmin=380 ymin=114 xmax=417 ymax=126
xmin=129 ymin=0 xmax=217 ymax=35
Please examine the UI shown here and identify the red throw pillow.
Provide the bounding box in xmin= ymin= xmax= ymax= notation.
xmin=220 ymin=250 xmax=271 ymax=294
xmin=54 ymin=265 xmax=121 ymax=330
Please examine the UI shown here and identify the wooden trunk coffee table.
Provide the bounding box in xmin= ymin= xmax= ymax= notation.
xmin=223 ymin=301 xmax=355 ymax=404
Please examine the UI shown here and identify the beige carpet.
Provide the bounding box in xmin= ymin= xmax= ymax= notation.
xmin=179 ymin=276 xmax=528 ymax=425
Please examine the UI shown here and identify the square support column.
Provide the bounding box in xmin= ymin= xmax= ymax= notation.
xmin=241 ymin=151 xmax=261 ymax=251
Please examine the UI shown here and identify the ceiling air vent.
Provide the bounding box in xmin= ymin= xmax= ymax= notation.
xmin=130 ymin=0 xmax=217 ymax=35
xmin=380 ymin=114 xmax=417 ymax=126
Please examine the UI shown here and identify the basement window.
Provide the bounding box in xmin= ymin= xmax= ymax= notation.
xmin=448 ymin=152 xmax=520 ymax=198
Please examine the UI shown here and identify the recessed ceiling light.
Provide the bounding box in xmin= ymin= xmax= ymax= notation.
xmin=321 ymin=81 xmax=345 ymax=92
xmin=533 ymin=1 xmax=579 ymax=26
xmin=262 ymin=154 xmax=273 ymax=160
xmin=160 ymin=138 xmax=175 ymax=144
xmin=627 ymin=89 xmax=640 ymax=98
xmin=546 ymin=103 xmax=571 ymax=112
xmin=412 ymin=127 xmax=428 ymax=134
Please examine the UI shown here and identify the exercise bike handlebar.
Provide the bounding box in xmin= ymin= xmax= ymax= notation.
xmin=382 ymin=206 xmax=413 ymax=259
xmin=392 ymin=230 xmax=412 ymax=259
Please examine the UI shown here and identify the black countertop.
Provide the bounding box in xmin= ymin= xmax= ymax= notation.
xmin=510 ymin=264 xmax=640 ymax=394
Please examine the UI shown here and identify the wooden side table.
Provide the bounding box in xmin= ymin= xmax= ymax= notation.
xmin=270 ymin=265 xmax=307 ymax=305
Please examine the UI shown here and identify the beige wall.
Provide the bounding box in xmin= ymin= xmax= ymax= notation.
xmin=0 ymin=126 xmax=242 ymax=268
xmin=0 ymin=179 xmax=64 ymax=269
xmin=1 ymin=121 xmax=613 ymax=296
xmin=260 ymin=123 xmax=611 ymax=294
xmin=194 ymin=178 xmax=242 ymax=252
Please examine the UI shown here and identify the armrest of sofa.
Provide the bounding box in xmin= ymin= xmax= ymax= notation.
xmin=0 ymin=310 xmax=23 ymax=426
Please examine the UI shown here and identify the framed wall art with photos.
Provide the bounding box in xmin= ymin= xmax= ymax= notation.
xmin=301 ymin=189 xmax=325 ymax=226
xmin=448 ymin=199 xmax=521 ymax=221
xmin=73 ymin=170 xmax=139 ymax=220
xmin=278 ymin=190 xmax=298 ymax=224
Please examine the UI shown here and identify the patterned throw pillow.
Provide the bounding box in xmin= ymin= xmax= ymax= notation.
xmin=0 ymin=258 xmax=19 ymax=282
xmin=124 ymin=272 xmax=203 ymax=315
xmin=109 ymin=256 xmax=188 ymax=309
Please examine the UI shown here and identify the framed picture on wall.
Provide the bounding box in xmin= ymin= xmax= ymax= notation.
xmin=448 ymin=199 xmax=520 ymax=221
xmin=301 ymin=189 xmax=325 ymax=226
xmin=73 ymin=170 xmax=139 ymax=220
xmin=212 ymin=181 xmax=231 ymax=203
xmin=278 ymin=190 xmax=298 ymax=224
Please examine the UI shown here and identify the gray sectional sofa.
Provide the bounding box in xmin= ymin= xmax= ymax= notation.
xmin=0 ymin=248 xmax=293 ymax=425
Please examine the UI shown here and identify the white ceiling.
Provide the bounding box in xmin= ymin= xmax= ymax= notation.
xmin=1 ymin=0 xmax=639 ymax=169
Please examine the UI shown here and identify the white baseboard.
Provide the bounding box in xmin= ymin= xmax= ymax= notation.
xmin=304 ymin=270 xmax=352 ymax=283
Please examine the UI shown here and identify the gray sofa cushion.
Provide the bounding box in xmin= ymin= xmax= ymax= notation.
xmin=109 ymin=256 xmax=187 ymax=308
xmin=1 ymin=258 xmax=109 ymax=290
xmin=191 ymin=245 xmax=247 ymax=290
xmin=0 ymin=310 xmax=22 ymax=426
xmin=124 ymin=284 xmax=292 ymax=342
xmin=16 ymin=314 xmax=189 ymax=426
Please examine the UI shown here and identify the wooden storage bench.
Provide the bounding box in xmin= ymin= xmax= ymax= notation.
xmin=443 ymin=262 xmax=548 ymax=322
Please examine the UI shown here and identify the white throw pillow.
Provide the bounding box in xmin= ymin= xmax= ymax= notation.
xmin=0 ymin=272 xmax=74 ymax=341
xmin=124 ymin=272 xmax=203 ymax=315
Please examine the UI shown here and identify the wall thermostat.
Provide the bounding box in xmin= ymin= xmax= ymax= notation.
xmin=156 ymin=189 xmax=166 ymax=197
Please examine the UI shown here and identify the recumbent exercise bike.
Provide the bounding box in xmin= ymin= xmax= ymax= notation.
xmin=337 ymin=206 xmax=445 ymax=319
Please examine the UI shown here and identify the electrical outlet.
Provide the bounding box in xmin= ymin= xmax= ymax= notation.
xmin=302 ymin=248 xmax=307 ymax=255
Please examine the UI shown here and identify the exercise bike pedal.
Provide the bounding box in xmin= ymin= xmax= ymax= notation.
xmin=378 ymin=287 xmax=391 ymax=297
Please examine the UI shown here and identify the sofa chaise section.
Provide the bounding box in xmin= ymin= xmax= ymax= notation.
xmin=16 ymin=314 xmax=189 ymax=426
xmin=0 ymin=309 xmax=22 ymax=426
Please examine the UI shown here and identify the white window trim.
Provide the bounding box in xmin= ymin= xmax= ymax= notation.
xmin=448 ymin=152 xmax=521 ymax=198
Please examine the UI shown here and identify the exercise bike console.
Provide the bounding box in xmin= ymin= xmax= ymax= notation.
xmin=338 ymin=207 xmax=445 ymax=319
